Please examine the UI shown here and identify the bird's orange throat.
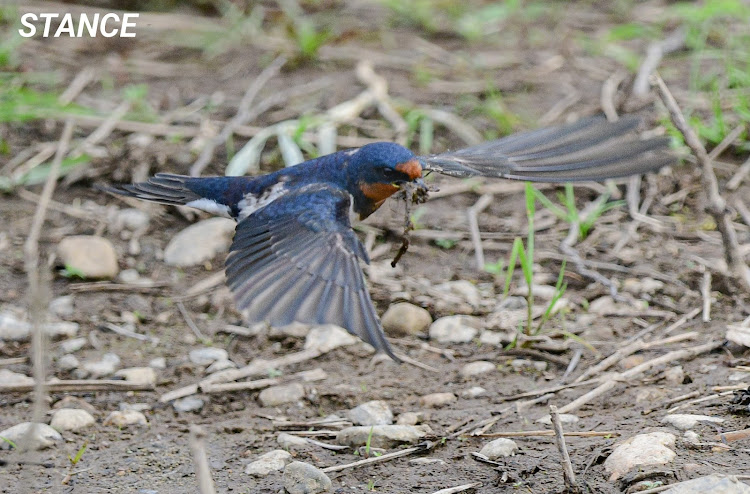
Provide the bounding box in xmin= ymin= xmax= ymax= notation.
xmin=395 ymin=159 xmax=423 ymax=180
xmin=359 ymin=182 xmax=400 ymax=205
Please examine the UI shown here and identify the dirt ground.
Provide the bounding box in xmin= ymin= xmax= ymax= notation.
xmin=2 ymin=1 xmax=750 ymax=493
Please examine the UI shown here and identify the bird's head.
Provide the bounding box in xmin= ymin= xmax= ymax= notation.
xmin=346 ymin=142 xmax=423 ymax=219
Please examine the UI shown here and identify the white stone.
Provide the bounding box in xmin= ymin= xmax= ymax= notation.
xmin=434 ymin=280 xmax=481 ymax=308
xmin=479 ymin=330 xmax=504 ymax=346
xmin=336 ymin=425 xmax=431 ymax=448
xmin=536 ymin=414 xmax=579 ymax=425
xmin=49 ymin=296 xmax=74 ymax=317
xmin=149 ymin=357 xmax=166 ymax=369
xmin=304 ymin=325 xmax=358 ymax=353
xmin=244 ymin=449 xmax=292 ymax=476
xmin=0 ymin=422 xmax=62 ymax=450
xmin=419 ymin=392 xmax=457 ymax=408
xmin=429 ymin=315 xmax=481 ymax=344
xmin=460 ymin=361 xmax=496 ymax=377
xmin=114 ymin=208 xmax=150 ymax=232
xmin=0 ymin=310 xmax=79 ymax=341
xmin=57 ymin=235 xmax=119 ymax=279
xmin=82 ymin=353 xmax=120 ymax=378
xmin=348 ymin=400 xmax=394 ymax=426
xmin=103 ymin=410 xmax=148 ymax=427
xmin=661 ymin=414 xmax=724 ymax=430
xmin=283 ymin=461 xmax=332 ymax=494
xmin=115 ymin=367 xmax=157 ymax=386
xmin=604 ymin=432 xmax=676 ymax=481
xmin=258 ymin=383 xmax=305 ymax=407
xmin=663 ymin=475 xmax=750 ymax=493
xmin=173 ymin=396 xmax=205 ymax=413
xmin=479 ymin=438 xmax=518 ymax=459
xmin=50 ymin=408 xmax=95 ymax=432
xmin=396 ymin=412 xmax=423 ymax=426
xmin=206 ymin=359 xmax=236 ymax=373
xmin=461 ymin=386 xmax=487 ymax=398
xmin=189 ymin=347 xmax=228 ymax=366
xmin=163 ymin=218 xmax=235 ymax=267
xmin=60 ymin=337 xmax=86 ymax=353
xmin=58 ymin=354 xmax=80 ymax=371
xmin=278 ymin=432 xmax=309 ymax=449
xmin=0 ymin=369 xmax=34 ymax=386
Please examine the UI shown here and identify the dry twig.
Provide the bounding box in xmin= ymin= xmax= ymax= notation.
xmin=550 ymin=404 xmax=579 ymax=493
xmin=189 ymin=425 xmax=217 ymax=494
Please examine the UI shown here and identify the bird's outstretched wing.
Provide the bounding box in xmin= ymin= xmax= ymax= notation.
xmin=225 ymin=183 xmax=398 ymax=360
xmin=420 ymin=115 xmax=675 ymax=182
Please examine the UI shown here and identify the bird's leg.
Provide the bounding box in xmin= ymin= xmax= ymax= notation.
xmin=391 ymin=180 xmax=432 ymax=268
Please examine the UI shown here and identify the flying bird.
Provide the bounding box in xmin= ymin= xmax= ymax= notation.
xmin=102 ymin=115 xmax=674 ymax=360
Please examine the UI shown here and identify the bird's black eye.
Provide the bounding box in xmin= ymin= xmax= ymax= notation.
xmin=381 ymin=167 xmax=397 ymax=179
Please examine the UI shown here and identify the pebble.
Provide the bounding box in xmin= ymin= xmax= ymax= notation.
xmin=419 ymin=392 xmax=457 ymax=408
xmin=604 ymin=432 xmax=676 ymax=481
xmin=206 ymin=359 xmax=237 ymax=373
xmin=396 ymin=412 xmax=423 ymax=426
xmin=258 ymin=383 xmax=305 ymax=407
xmin=348 ymin=400 xmax=394 ymax=426
xmin=0 ymin=369 xmax=34 ymax=386
xmin=536 ymin=414 xmax=579 ymax=426
xmin=380 ymin=303 xmax=432 ymax=336
xmin=189 ymin=347 xmax=229 ymax=366
xmin=304 ymin=325 xmax=358 ymax=353
xmin=460 ymin=361 xmax=496 ymax=378
xmin=60 ymin=337 xmax=87 ymax=353
xmin=478 ymin=330 xmax=504 ymax=346
xmin=510 ymin=359 xmax=547 ymax=372
xmin=82 ymin=353 xmax=121 ymax=378
xmin=50 ymin=408 xmax=95 ymax=432
xmin=244 ymin=449 xmax=292 ymax=476
xmin=727 ymin=325 xmax=750 ymax=348
xmin=461 ymin=386 xmax=487 ymax=398
xmin=173 ymin=396 xmax=205 ymax=413
xmin=268 ymin=322 xmax=310 ymax=340
xmin=278 ymin=432 xmax=309 ymax=449
xmin=163 ymin=218 xmax=235 ymax=267
xmin=0 ymin=422 xmax=62 ymax=450
xmin=283 ymin=461 xmax=332 ymax=494
xmin=662 ymin=414 xmax=724 ymax=430
xmin=664 ymin=365 xmax=686 ymax=385
xmin=149 ymin=357 xmax=167 ymax=369
xmin=53 ymin=396 xmax=98 ymax=416
xmin=663 ymin=475 xmax=750 ymax=493
xmin=635 ymin=386 xmax=667 ymax=403
xmin=114 ymin=208 xmax=150 ymax=232
xmin=623 ymin=277 xmax=664 ymax=295
xmin=115 ymin=367 xmax=157 ymax=386
xmin=103 ymin=410 xmax=148 ymax=427
xmin=429 ymin=315 xmax=481 ymax=344
xmin=57 ymin=235 xmax=119 ymax=279
xmin=410 ymin=458 xmax=445 ymax=466
xmin=336 ymin=425 xmax=431 ymax=448
xmin=620 ymin=355 xmax=645 ymax=370
xmin=0 ymin=310 xmax=79 ymax=341
xmin=434 ymin=280 xmax=481 ymax=308
xmin=49 ymin=295 xmax=74 ymax=318
xmin=479 ymin=438 xmax=519 ymax=459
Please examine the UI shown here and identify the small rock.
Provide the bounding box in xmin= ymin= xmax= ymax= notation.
xmin=120 ymin=402 xmax=151 ymax=412
xmin=515 ymin=284 xmax=558 ymax=299
xmin=189 ymin=347 xmax=229 ymax=366
xmin=635 ymin=386 xmax=667 ymax=403
xmin=206 ymin=359 xmax=237 ymax=373
xmin=163 ymin=218 xmax=235 ymax=267
xmin=336 ymin=425 xmax=431 ymax=448
xmin=283 ymin=461 xmax=332 ymax=494
xmin=409 ymin=458 xmax=445 ymax=466
xmin=58 ymin=354 xmax=80 ymax=371
xmin=103 ymin=410 xmax=148 ymax=427
xmin=664 ymin=475 xmax=750 ymax=493
xmin=0 ymin=423 xmax=62 ymax=450
xmin=604 ymin=432 xmax=676 ymax=481
xmin=0 ymin=310 xmax=79 ymax=341
xmin=348 ymin=400 xmax=393 ymax=426
xmin=173 ymin=396 xmax=205 ymax=413
xmin=149 ymin=357 xmax=166 ymax=369
xmin=662 ymin=414 xmax=724 ymax=431
xmin=396 ymin=412 xmax=423 ymax=426
xmin=60 ymin=337 xmax=86 ymax=353
xmin=727 ymin=325 xmax=750 ymax=348
xmin=258 ymin=383 xmax=305 ymax=407
xmin=304 ymin=325 xmax=358 ymax=353
xmin=434 ymin=280 xmax=481 ymax=308
xmin=115 ymin=367 xmax=157 ymax=386
xmin=278 ymin=432 xmax=309 ymax=449
xmin=536 ymin=414 xmax=579 ymax=426
xmin=114 ymin=208 xmax=150 ymax=232
xmin=510 ymin=359 xmax=547 ymax=372
xmin=478 ymin=330 xmax=504 ymax=346
xmin=244 ymin=449 xmax=292 ymax=476
xmin=52 ymin=396 xmax=98 ymax=415
xmin=479 ymin=438 xmax=518 ymax=459
xmin=683 ymin=431 xmax=701 ymax=446
xmin=50 ymin=408 xmax=95 ymax=432
xmin=619 ymin=355 xmax=645 ymax=370
xmin=118 ymin=268 xmax=143 ymax=284
xmin=381 ymin=303 xmax=432 ymax=336
xmin=58 ymin=235 xmax=119 ymax=279
xmin=664 ymin=365 xmax=686 ymax=385
xmin=419 ymin=392 xmax=457 ymax=408
xmin=429 ymin=315 xmax=481 ymax=344
xmin=49 ymin=296 xmax=74 ymax=318
xmin=0 ymin=369 xmax=34 ymax=386
xmin=268 ymin=322 xmax=310 ymax=340
xmin=461 ymin=386 xmax=487 ymax=398
xmin=460 ymin=361 xmax=495 ymax=378
xmin=82 ymin=353 xmax=120 ymax=378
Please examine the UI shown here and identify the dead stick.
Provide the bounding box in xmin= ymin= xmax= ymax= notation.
xmin=550 ymin=405 xmax=579 ymax=493
xmin=321 ymin=443 xmax=431 ymax=473
xmin=652 ymin=73 xmax=750 ymax=291
xmin=0 ymin=380 xmax=154 ymax=393
xmin=431 ymin=482 xmax=483 ymax=494
xmin=189 ymin=425 xmax=217 ymax=494
xmin=478 ymin=430 xmax=619 ymax=438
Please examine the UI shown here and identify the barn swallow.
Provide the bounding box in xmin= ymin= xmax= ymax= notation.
xmin=102 ymin=115 xmax=674 ymax=360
